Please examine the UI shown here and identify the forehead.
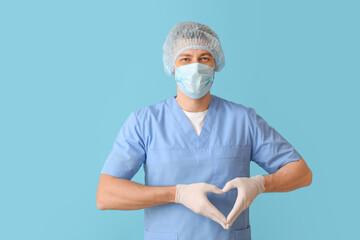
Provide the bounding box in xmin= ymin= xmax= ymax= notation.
xmin=178 ymin=49 xmax=213 ymax=57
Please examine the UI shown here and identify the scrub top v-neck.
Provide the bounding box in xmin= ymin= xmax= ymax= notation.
xmin=101 ymin=94 xmax=302 ymax=240
xmin=169 ymin=95 xmax=218 ymax=148
xmin=182 ymin=108 xmax=208 ymax=136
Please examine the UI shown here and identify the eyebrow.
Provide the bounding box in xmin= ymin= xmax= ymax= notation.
xmin=178 ymin=52 xmax=212 ymax=57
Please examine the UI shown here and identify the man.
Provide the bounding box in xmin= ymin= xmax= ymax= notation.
xmin=97 ymin=21 xmax=312 ymax=240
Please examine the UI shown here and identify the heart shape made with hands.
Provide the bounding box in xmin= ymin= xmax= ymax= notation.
xmin=208 ymin=176 xmax=265 ymax=229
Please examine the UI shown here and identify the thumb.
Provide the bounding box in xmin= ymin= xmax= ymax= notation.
xmin=203 ymin=200 xmax=227 ymax=228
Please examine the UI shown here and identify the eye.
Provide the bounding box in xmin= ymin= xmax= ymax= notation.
xmin=201 ymin=57 xmax=210 ymax=61
xmin=180 ymin=58 xmax=189 ymax=62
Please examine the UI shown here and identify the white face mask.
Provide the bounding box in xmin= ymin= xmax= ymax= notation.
xmin=174 ymin=62 xmax=215 ymax=99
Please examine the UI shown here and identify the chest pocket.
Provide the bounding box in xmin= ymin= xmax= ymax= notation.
xmin=211 ymin=145 xmax=251 ymax=188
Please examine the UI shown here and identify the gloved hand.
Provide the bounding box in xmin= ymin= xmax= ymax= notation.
xmin=222 ymin=175 xmax=265 ymax=229
xmin=175 ymin=182 xmax=227 ymax=229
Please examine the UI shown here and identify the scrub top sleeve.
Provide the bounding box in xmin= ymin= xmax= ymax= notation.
xmin=248 ymin=108 xmax=302 ymax=174
xmin=101 ymin=111 xmax=146 ymax=180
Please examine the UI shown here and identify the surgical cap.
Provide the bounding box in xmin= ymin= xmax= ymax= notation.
xmin=162 ymin=21 xmax=225 ymax=77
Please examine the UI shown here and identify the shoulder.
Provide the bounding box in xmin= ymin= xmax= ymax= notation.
xmin=212 ymin=94 xmax=256 ymax=117
xmin=131 ymin=96 xmax=173 ymax=121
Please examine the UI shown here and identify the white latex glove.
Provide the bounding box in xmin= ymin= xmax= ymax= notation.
xmin=175 ymin=182 xmax=227 ymax=229
xmin=222 ymin=175 xmax=265 ymax=229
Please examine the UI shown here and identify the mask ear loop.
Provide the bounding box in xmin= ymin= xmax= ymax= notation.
xmin=212 ymin=66 xmax=215 ymax=80
xmin=173 ymin=63 xmax=177 ymax=79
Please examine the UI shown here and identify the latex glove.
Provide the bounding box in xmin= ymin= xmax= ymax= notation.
xmin=222 ymin=175 xmax=265 ymax=229
xmin=175 ymin=182 xmax=227 ymax=229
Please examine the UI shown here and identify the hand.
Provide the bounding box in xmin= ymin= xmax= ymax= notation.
xmin=175 ymin=182 xmax=227 ymax=229
xmin=222 ymin=175 xmax=265 ymax=229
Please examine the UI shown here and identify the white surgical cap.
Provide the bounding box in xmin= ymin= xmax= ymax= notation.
xmin=162 ymin=21 xmax=225 ymax=77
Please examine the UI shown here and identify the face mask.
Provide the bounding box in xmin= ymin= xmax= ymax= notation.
xmin=174 ymin=62 xmax=215 ymax=99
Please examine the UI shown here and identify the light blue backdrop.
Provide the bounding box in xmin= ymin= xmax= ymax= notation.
xmin=1 ymin=0 xmax=359 ymax=239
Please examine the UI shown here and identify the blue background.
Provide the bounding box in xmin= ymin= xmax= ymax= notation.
xmin=1 ymin=0 xmax=359 ymax=239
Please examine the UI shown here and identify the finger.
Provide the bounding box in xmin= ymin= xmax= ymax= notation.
xmin=222 ymin=181 xmax=235 ymax=193
xmin=207 ymin=184 xmax=224 ymax=195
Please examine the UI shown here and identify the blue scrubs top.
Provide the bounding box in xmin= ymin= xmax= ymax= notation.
xmin=101 ymin=94 xmax=302 ymax=240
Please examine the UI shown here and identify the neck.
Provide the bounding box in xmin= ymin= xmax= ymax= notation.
xmin=175 ymin=86 xmax=211 ymax=112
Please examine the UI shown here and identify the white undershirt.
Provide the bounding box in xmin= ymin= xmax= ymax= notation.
xmin=182 ymin=109 xmax=208 ymax=136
